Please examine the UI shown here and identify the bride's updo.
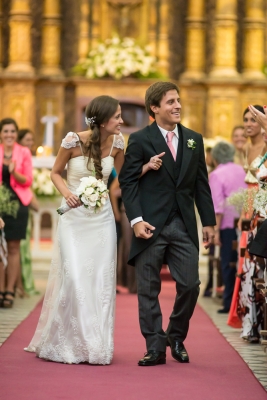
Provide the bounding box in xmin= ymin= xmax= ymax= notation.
xmin=84 ymin=95 xmax=119 ymax=179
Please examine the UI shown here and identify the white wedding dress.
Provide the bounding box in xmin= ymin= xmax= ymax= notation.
xmin=25 ymin=132 xmax=124 ymax=364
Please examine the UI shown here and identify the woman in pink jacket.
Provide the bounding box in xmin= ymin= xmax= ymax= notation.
xmin=0 ymin=118 xmax=33 ymax=308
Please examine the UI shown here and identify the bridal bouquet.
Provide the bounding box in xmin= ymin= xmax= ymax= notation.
xmin=57 ymin=176 xmax=109 ymax=215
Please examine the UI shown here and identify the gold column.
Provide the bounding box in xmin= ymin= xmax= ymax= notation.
xmin=242 ymin=0 xmax=265 ymax=79
xmin=157 ymin=0 xmax=169 ymax=75
xmin=138 ymin=0 xmax=149 ymax=45
xmin=78 ymin=0 xmax=90 ymax=60
xmin=209 ymin=0 xmax=239 ymax=77
xmin=0 ymin=0 xmax=2 ymax=71
xmin=100 ymin=0 xmax=109 ymax=41
xmin=5 ymin=0 xmax=34 ymax=75
xmin=40 ymin=0 xmax=63 ymax=76
xmin=182 ymin=0 xmax=206 ymax=79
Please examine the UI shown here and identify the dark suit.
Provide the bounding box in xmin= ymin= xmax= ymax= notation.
xmin=119 ymin=121 xmax=215 ymax=351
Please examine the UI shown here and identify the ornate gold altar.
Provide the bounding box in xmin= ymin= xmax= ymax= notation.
xmin=0 ymin=0 xmax=267 ymax=151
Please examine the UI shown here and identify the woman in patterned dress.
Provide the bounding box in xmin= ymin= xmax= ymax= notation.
xmin=228 ymin=106 xmax=267 ymax=341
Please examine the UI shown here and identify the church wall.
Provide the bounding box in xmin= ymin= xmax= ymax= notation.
xmin=0 ymin=0 xmax=266 ymax=153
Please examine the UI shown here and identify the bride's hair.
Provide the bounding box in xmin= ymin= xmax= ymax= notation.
xmin=84 ymin=95 xmax=119 ymax=179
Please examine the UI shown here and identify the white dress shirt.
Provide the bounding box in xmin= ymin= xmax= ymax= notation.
xmin=130 ymin=124 xmax=179 ymax=227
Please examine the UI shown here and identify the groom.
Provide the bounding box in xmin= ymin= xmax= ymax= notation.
xmin=119 ymin=81 xmax=216 ymax=366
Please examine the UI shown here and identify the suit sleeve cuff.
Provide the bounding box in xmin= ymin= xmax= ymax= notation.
xmin=130 ymin=217 xmax=143 ymax=228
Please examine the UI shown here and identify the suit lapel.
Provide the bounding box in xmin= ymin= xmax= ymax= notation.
xmin=147 ymin=121 xmax=175 ymax=183
xmin=177 ymin=125 xmax=193 ymax=187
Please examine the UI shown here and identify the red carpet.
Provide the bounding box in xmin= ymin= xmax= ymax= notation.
xmin=0 ymin=282 xmax=266 ymax=400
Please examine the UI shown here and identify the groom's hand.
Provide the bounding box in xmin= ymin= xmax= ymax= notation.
xmin=133 ymin=221 xmax=155 ymax=239
xmin=202 ymin=226 xmax=215 ymax=249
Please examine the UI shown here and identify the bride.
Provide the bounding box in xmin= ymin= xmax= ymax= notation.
xmin=25 ymin=95 xmax=163 ymax=364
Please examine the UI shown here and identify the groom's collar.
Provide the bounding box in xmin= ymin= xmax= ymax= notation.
xmin=157 ymin=124 xmax=179 ymax=139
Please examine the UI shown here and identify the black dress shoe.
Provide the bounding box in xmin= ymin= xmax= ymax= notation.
xmin=138 ymin=351 xmax=166 ymax=366
xmin=217 ymin=308 xmax=229 ymax=314
xmin=167 ymin=338 xmax=189 ymax=363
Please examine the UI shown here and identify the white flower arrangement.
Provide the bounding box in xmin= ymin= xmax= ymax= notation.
xmin=73 ymin=36 xmax=160 ymax=80
xmin=227 ymin=187 xmax=259 ymax=214
xmin=32 ymin=168 xmax=59 ymax=198
xmin=57 ymin=176 xmax=109 ymax=215
xmin=253 ymin=186 xmax=267 ymax=218
xmin=187 ymin=139 xmax=196 ymax=150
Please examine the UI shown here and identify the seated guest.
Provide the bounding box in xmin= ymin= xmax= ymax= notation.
xmin=0 ymin=118 xmax=33 ymax=308
xmin=209 ymin=141 xmax=247 ymax=313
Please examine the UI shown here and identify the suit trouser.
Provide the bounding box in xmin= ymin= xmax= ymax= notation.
xmin=135 ymin=215 xmax=200 ymax=352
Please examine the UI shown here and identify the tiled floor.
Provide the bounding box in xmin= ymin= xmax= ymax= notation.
xmin=0 ymin=264 xmax=266 ymax=391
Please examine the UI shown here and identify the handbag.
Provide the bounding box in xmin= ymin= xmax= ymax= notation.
xmin=0 ymin=228 xmax=8 ymax=268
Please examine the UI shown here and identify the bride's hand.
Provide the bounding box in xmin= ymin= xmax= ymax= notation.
xmin=147 ymin=152 xmax=165 ymax=170
xmin=65 ymin=193 xmax=81 ymax=208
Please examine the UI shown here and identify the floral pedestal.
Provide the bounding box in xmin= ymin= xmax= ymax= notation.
xmin=31 ymin=197 xmax=62 ymax=261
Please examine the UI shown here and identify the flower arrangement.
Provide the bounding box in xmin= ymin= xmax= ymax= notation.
xmin=0 ymin=185 xmax=19 ymax=218
xmin=32 ymin=168 xmax=59 ymax=198
xmin=227 ymin=187 xmax=258 ymax=214
xmin=57 ymin=176 xmax=109 ymax=215
xmin=253 ymin=186 xmax=267 ymax=218
xmin=73 ymin=36 xmax=160 ymax=80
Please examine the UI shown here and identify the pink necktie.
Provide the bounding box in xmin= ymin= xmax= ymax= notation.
xmin=166 ymin=132 xmax=176 ymax=161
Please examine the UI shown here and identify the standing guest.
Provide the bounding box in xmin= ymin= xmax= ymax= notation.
xmin=119 ymin=81 xmax=216 ymax=366
xmin=17 ymin=128 xmax=38 ymax=295
xmin=231 ymin=125 xmax=247 ymax=165
xmin=0 ymin=118 xmax=33 ymax=308
xmin=0 ymin=217 xmax=5 ymax=307
xmin=209 ymin=142 xmax=247 ymax=313
xmin=228 ymin=106 xmax=266 ymax=331
xmin=205 ymin=146 xmax=216 ymax=173
xmin=203 ymin=146 xmax=219 ymax=298
xmin=18 ymin=129 xmax=35 ymax=154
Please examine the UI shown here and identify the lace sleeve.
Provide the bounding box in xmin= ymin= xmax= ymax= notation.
xmin=113 ymin=133 xmax=124 ymax=151
xmin=61 ymin=132 xmax=79 ymax=149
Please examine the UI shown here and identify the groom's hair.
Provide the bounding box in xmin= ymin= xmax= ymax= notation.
xmin=145 ymin=81 xmax=179 ymax=119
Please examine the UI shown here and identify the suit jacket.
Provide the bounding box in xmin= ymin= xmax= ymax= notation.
xmin=119 ymin=121 xmax=216 ymax=266
xmin=0 ymin=143 xmax=33 ymax=206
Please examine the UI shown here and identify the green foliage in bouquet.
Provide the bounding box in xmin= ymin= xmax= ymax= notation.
xmin=73 ymin=36 xmax=164 ymax=80
xmin=32 ymin=168 xmax=59 ymax=199
xmin=0 ymin=185 xmax=19 ymax=218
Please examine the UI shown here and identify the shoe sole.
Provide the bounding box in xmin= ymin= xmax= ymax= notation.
xmin=138 ymin=359 xmax=166 ymax=366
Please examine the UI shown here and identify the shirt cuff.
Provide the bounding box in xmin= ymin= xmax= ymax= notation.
xmin=130 ymin=217 xmax=143 ymax=227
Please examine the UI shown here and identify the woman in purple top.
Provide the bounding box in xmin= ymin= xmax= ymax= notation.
xmin=209 ymin=142 xmax=247 ymax=313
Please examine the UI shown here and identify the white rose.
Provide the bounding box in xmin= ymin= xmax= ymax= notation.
xmin=81 ymin=194 xmax=90 ymax=205
xmin=101 ymin=197 xmax=106 ymax=205
xmin=89 ymin=201 xmax=96 ymax=207
xmin=89 ymin=193 xmax=99 ymax=202
xmin=76 ymin=183 xmax=87 ymax=196
xmin=102 ymin=191 xmax=109 ymax=199
xmin=80 ymin=176 xmax=97 ymax=185
xmin=85 ymin=187 xmax=94 ymax=196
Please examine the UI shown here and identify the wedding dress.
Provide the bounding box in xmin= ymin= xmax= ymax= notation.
xmin=25 ymin=132 xmax=124 ymax=364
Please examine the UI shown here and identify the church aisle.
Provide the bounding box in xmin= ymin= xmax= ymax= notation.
xmin=0 ymin=279 xmax=266 ymax=400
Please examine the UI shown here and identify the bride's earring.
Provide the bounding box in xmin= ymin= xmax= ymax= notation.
xmin=101 ymin=124 xmax=104 ymax=127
